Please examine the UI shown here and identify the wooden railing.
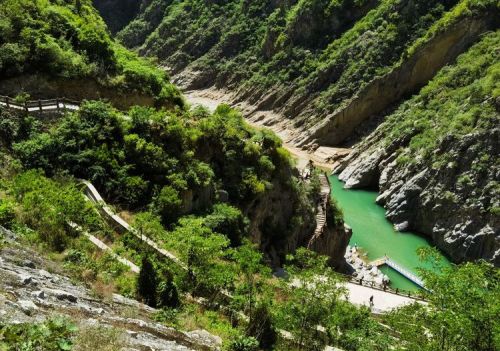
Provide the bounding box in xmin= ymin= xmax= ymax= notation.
xmin=0 ymin=95 xmax=80 ymax=113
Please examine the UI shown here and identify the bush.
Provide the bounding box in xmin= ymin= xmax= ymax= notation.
xmin=158 ymin=271 xmax=180 ymax=309
xmin=73 ymin=324 xmax=125 ymax=351
xmin=204 ymin=204 xmax=248 ymax=246
xmin=153 ymin=185 xmax=183 ymax=224
xmin=0 ymin=317 xmax=76 ymax=350
xmin=247 ymin=303 xmax=277 ymax=349
xmin=10 ymin=170 xmax=100 ymax=251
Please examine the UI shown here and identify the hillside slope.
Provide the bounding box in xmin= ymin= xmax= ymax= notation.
xmin=93 ymin=0 xmax=499 ymax=264
xmin=0 ymin=0 xmax=183 ymax=109
xmin=105 ymin=0 xmax=497 ymax=143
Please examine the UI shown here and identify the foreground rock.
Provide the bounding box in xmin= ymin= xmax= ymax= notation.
xmin=0 ymin=229 xmax=221 ymax=351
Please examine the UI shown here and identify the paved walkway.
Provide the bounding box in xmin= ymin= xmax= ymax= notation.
xmin=343 ymin=281 xmax=421 ymax=313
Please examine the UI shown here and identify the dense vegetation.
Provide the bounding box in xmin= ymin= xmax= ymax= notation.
xmin=0 ymin=0 xmax=183 ymax=106
xmin=0 ymin=0 xmax=498 ymax=350
xmin=0 ymin=86 xmax=498 ymax=351
xmin=0 ymin=101 xmax=320 ymax=262
xmin=381 ymin=30 xmax=499 ymax=189
xmin=110 ymin=0 xmax=497 ymax=126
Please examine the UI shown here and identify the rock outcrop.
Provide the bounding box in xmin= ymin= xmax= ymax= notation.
xmin=244 ymin=171 xmax=350 ymax=268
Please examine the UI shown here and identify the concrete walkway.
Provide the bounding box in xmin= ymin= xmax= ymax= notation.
xmin=67 ymin=222 xmax=140 ymax=273
xmin=344 ymin=281 xmax=421 ymax=313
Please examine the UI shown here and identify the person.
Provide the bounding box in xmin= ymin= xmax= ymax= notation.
xmin=369 ymin=295 xmax=374 ymax=307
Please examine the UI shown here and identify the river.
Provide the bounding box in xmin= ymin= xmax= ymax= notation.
xmin=330 ymin=175 xmax=450 ymax=291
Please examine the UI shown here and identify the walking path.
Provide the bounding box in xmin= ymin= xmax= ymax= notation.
xmin=343 ymin=281 xmax=421 ymax=313
xmin=81 ymin=180 xmax=187 ymax=270
xmin=67 ymin=222 xmax=140 ymax=273
xmin=307 ymin=173 xmax=332 ymax=249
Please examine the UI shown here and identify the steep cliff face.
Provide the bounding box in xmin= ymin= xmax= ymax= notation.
xmin=335 ymin=32 xmax=500 ymax=264
xmin=295 ymin=13 xmax=497 ymax=147
xmin=243 ymin=173 xmax=349 ymax=268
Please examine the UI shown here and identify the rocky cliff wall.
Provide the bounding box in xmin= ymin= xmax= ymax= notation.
xmin=334 ymin=31 xmax=500 ymax=264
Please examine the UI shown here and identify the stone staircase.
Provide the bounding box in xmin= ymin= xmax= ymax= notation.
xmin=311 ymin=173 xmax=331 ymax=240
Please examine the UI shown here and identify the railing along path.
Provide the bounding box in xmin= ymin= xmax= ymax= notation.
xmin=0 ymin=95 xmax=80 ymax=113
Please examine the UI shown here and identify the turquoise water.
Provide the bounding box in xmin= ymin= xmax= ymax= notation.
xmin=330 ymin=175 xmax=450 ymax=291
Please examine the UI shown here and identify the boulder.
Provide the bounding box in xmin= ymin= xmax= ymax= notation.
xmin=18 ymin=300 xmax=38 ymax=316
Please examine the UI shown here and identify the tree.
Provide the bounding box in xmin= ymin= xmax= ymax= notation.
xmin=247 ymin=302 xmax=277 ymax=350
xmin=232 ymin=241 xmax=271 ymax=315
xmin=276 ymin=248 xmax=346 ymax=351
xmin=132 ymin=211 xmax=166 ymax=242
xmin=232 ymin=241 xmax=276 ymax=349
xmin=386 ymin=248 xmax=500 ymax=351
xmin=169 ymin=217 xmax=234 ymax=297
xmin=158 ymin=270 xmax=180 ymax=308
xmin=137 ymin=256 xmax=158 ymax=308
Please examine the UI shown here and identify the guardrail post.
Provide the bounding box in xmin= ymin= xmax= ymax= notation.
xmin=24 ymin=101 xmax=28 ymax=113
xmin=38 ymin=99 xmax=42 ymax=112
xmin=5 ymin=97 xmax=9 ymax=108
xmin=56 ymin=98 xmax=60 ymax=112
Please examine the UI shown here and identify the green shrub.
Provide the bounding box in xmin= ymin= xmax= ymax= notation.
xmin=10 ymin=170 xmax=101 ymax=251
xmin=204 ymin=204 xmax=248 ymax=246
xmin=229 ymin=335 xmax=259 ymax=351
xmin=153 ymin=185 xmax=183 ymax=224
xmin=0 ymin=199 xmax=15 ymax=229
xmin=158 ymin=270 xmax=180 ymax=308
xmin=0 ymin=317 xmax=76 ymax=350
xmin=0 ymin=0 xmax=183 ymax=106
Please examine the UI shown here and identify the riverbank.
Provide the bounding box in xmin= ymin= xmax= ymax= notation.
xmin=330 ymin=175 xmax=451 ymax=291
